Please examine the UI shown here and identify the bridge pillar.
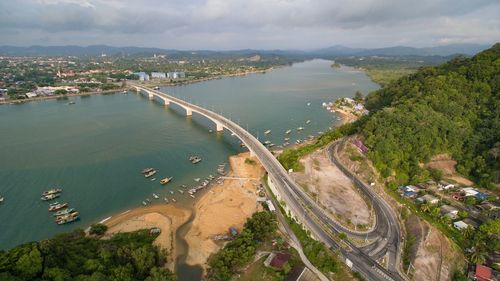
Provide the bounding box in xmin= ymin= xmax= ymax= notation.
xmin=163 ymin=98 xmax=170 ymax=106
xmin=148 ymin=92 xmax=154 ymax=100
xmin=215 ymin=122 xmax=223 ymax=132
xmin=249 ymin=149 xmax=255 ymax=157
xmin=185 ymin=108 xmax=193 ymax=116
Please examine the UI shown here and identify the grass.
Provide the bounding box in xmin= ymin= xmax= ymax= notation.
xmin=245 ymin=158 xmax=257 ymax=165
xmin=365 ymin=68 xmax=416 ymax=87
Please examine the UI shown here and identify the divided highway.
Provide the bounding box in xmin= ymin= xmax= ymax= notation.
xmin=131 ymin=83 xmax=406 ymax=281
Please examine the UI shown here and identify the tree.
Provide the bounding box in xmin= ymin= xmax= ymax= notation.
xmin=457 ymin=211 xmax=469 ymax=220
xmin=54 ymin=89 xmax=67 ymax=95
xmin=89 ymin=223 xmax=108 ymax=236
xmin=462 ymin=226 xmax=475 ymax=239
xmin=15 ymin=245 xmax=42 ymax=279
xmin=354 ymin=91 xmax=364 ymax=103
xmin=470 ymin=247 xmax=486 ymax=265
xmin=464 ymin=196 xmax=477 ymax=206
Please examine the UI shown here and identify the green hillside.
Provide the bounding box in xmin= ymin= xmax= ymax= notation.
xmin=360 ymin=43 xmax=499 ymax=188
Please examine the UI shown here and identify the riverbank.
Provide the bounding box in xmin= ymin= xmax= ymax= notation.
xmin=184 ymin=152 xmax=265 ymax=271
xmin=102 ymin=205 xmax=191 ymax=271
xmin=0 ymin=88 xmax=127 ymax=105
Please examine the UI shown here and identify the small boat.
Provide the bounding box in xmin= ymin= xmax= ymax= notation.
xmin=53 ymin=208 xmax=75 ymax=217
xmin=146 ymin=198 xmax=151 ymax=203
xmin=178 ymin=189 xmax=184 ymax=194
xmin=190 ymin=194 xmax=195 ymax=198
xmin=306 ymin=120 xmax=311 ymax=124
xmin=284 ymin=138 xmax=290 ymax=141
xmin=0 ymin=197 xmax=4 ymax=203
xmin=142 ymin=201 xmax=147 ymax=206
xmin=42 ymin=189 xmax=62 ymax=196
xmin=285 ymin=129 xmax=292 ymax=134
xmin=189 ymin=155 xmax=202 ymax=164
xmin=150 ymin=178 xmax=156 ymax=181
xmin=208 ymin=129 xmax=213 ymax=133
xmin=142 ymin=168 xmax=154 ymax=174
xmin=194 ymin=178 xmax=201 ymax=182
xmin=154 ymin=86 xmax=160 ymax=90
xmin=264 ymin=130 xmax=271 ymax=135
xmin=297 ymin=127 xmax=304 ymax=131
xmin=160 ymin=177 xmax=173 ymax=185
xmin=49 ymin=203 xmax=68 ymax=212
xmin=169 ymin=190 xmax=174 ymax=194
xmin=41 ymin=193 xmax=60 ymax=201
xmin=144 ymin=170 xmax=157 ymax=178
xmin=191 ymin=158 xmax=201 ymax=164
xmin=164 ymin=197 xmax=169 ymax=203
xmin=153 ymin=193 xmax=159 ymax=199
xmin=171 ymin=198 xmax=177 ymax=203
xmin=307 ymin=102 xmax=311 ymax=106
xmin=56 ymin=213 xmax=79 ymax=225
xmin=264 ymin=140 xmax=271 ymax=145
xmin=122 ymin=90 xmax=128 ymax=94
xmin=240 ymin=143 xmax=246 ymax=148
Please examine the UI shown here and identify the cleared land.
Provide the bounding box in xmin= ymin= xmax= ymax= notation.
xmin=291 ymin=147 xmax=372 ymax=229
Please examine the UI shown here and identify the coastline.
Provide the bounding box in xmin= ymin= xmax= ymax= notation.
xmin=0 ymin=88 xmax=127 ymax=105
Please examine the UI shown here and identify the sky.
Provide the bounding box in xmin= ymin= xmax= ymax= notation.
xmin=0 ymin=0 xmax=499 ymax=50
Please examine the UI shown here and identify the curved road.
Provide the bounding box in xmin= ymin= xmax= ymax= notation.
xmin=130 ymin=83 xmax=406 ymax=281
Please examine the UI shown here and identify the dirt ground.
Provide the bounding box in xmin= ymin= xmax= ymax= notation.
xmin=426 ymin=154 xmax=474 ymax=186
xmin=184 ymin=152 xmax=265 ymax=270
xmin=291 ymin=147 xmax=372 ymax=229
xmin=103 ymin=205 xmax=191 ymax=270
xmin=407 ymin=216 xmax=464 ymax=281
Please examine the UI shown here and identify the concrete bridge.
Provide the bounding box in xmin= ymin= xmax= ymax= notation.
xmin=129 ymin=82 xmax=405 ymax=281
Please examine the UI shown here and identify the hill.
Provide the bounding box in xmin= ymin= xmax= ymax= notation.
xmin=359 ymin=43 xmax=499 ymax=188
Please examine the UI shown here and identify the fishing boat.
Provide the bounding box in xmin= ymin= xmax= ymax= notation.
xmin=264 ymin=129 xmax=271 ymax=135
xmin=164 ymin=197 xmax=169 ymax=203
xmin=171 ymin=198 xmax=177 ymax=203
xmin=264 ymin=140 xmax=271 ymax=145
xmin=55 ymin=211 xmax=79 ymax=221
xmin=189 ymin=155 xmax=202 ymax=164
xmin=194 ymin=178 xmax=201 ymax=182
xmin=0 ymin=196 xmax=3 ymax=203
xmin=160 ymin=177 xmax=173 ymax=185
xmin=297 ymin=127 xmax=304 ymax=131
xmin=56 ymin=213 xmax=80 ymax=225
xmin=41 ymin=193 xmax=61 ymax=201
xmin=306 ymin=120 xmax=311 ymax=124
xmin=190 ymin=194 xmax=195 ymax=198
xmin=284 ymin=138 xmax=290 ymax=141
xmin=154 ymin=86 xmax=160 ymax=90
xmin=144 ymin=170 xmax=157 ymax=178
xmin=169 ymin=190 xmax=174 ymax=194
xmin=142 ymin=167 xmax=154 ymax=174
xmin=153 ymin=193 xmax=159 ymax=199
xmin=178 ymin=190 xmax=184 ymax=194
xmin=307 ymin=102 xmax=311 ymax=106
xmin=142 ymin=201 xmax=147 ymax=206
xmin=49 ymin=203 xmax=68 ymax=212
xmin=150 ymin=178 xmax=156 ymax=181
xmin=285 ymin=129 xmax=292 ymax=134
xmin=53 ymin=208 xmax=75 ymax=217
xmin=42 ymin=188 xmax=62 ymax=196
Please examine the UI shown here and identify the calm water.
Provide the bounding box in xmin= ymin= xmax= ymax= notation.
xmin=0 ymin=59 xmax=377 ymax=278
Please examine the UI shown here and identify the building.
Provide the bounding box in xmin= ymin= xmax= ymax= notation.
xmin=134 ymin=72 xmax=150 ymax=81
xmin=475 ymin=264 xmax=493 ymax=281
xmin=417 ymin=194 xmax=439 ymax=204
xmin=403 ymin=191 xmax=418 ymax=199
xmin=151 ymin=72 xmax=166 ymax=79
xmin=453 ymin=220 xmax=469 ymax=231
xmin=264 ymin=252 xmax=291 ymax=269
xmin=25 ymin=92 xmax=37 ymax=98
xmin=167 ymin=71 xmax=186 ymax=79
xmin=438 ymin=181 xmax=455 ymax=190
xmin=440 ymin=205 xmax=459 ymax=219
xmin=266 ymin=200 xmax=276 ymax=212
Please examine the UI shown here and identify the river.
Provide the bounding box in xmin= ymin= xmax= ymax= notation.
xmin=0 ymin=59 xmax=378 ymax=277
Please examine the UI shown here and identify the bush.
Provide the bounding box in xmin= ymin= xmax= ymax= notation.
xmin=89 ymin=223 xmax=108 ymax=236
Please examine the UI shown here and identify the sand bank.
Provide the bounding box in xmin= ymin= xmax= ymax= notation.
xmin=184 ymin=152 xmax=265 ymax=269
xmin=103 ymin=204 xmax=191 ymax=270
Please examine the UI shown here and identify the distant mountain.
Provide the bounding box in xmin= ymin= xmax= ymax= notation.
xmin=314 ymin=43 xmax=490 ymax=57
xmin=0 ymin=43 xmax=491 ymax=57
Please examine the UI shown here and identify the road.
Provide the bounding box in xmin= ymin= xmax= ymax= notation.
xmin=130 ymin=83 xmax=406 ymax=281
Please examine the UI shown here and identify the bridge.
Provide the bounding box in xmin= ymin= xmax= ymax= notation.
xmin=129 ymin=82 xmax=405 ymax=281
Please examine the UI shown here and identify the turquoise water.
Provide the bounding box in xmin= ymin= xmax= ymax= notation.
xmin=0 ymin=60 xmax=378 ymax=254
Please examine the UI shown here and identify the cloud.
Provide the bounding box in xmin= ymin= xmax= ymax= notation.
xmin=0 ymin=0 xmax=498 ymax=48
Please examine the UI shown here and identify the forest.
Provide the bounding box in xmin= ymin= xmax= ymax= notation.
xmin=0 ymin=229 xmax=176 ymax=281
xmin=360 ymin=43 xmax=499 ymax=188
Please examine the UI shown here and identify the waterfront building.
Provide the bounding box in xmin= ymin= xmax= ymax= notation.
xmin=151 ymin=72 xmax=166 ymax=79
xmin=134 ymin=72 xmax=150 ymax=81
xmin=167 ymin=71 xmax=186 ymax=79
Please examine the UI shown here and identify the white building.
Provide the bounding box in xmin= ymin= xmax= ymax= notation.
xmin=25 ymin=92 xmax=37 ymax=98
xmin=266 ymin=200 xmax=276 ymax=212
xmin=151 ymin=72 xmax=166 ymax=79
xmin=134 ymin=72 xmax=150 ymax=81
xmin=453 ymin=220 xmax=469 ymax=231
xmin=461 ymin=187 xmax=479 ymax=197
xmin=167 ymin=71 xmax=186 ymax=79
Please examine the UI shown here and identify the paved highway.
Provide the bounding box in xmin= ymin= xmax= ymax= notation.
xmin=131 ymin=83 xmax=406 ymax=281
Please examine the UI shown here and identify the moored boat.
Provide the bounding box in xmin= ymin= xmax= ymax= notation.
xmin=56 ymin=213 xmax=79 ymax=225
xmin=41 ymin=193 xmax=61 ymax=201
xmin=164 ymin=197 xmax=169 ymax=203
xmin=142 ymin=167 xmax=154 ymax=174
xmin=171 ymin=198 xmax=176 ymax=203
xmin=144 ymin=170 xmax=157 ymax=178
xmin=153 ymin=193 xmax=159 ymax=199
xmin=306 ymin=120 xmax=311 ymax=124
xmin=285 ymin=129 xmax=292 ymax=134
xmin=42 ymin=188 xmax=62 ymax=196
xmin=160 ymin=177 xmax=173 ymax=185
xmin=297 ymin=127 xmax=304 ymax=131
xmin=53 ymin=208 xmax=75 ymax=217
xmin=264 ymin=129 xmax=271 ymax=135
xmin=49 ymin=203 xmax=68 ymax=212
xmin=0 ymin=196 xmax=3 ymax=203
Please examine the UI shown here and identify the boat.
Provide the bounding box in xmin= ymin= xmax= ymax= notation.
xmin=297 ymin=127 xmax=304 ymax=131
xmin=53 ymin=208 xmax=75 ymax=217
xmin=56 ymin=213 xmax=79 ymax=225
xmin=160 ymin=177 xmax=173 ymax=185
xmin=144 ymin=170 xmax=157 ymax=178
xmin=268 ymin=143 xmax=275 ymax=147
xmin=191 ymin=158 xmax=201 ymax=164
xmin=189 ymin=156 xmax=202 ymax=164
xmin=55 ymin=211 xmax=79 ymax=221
xmin=178 ymin=190 xmax=184 ymax=194
xmin=68 ymin=101 xmax=76 ymax=105
xmin=169 ymin=190 xmax=174 ymax=194
xmin=142 ymin=201 xmax=147 ymax=206
xmin=190 ymin=194 xmax=195 ymax=198
xmin=142 ymin=167 xmax=154 ymax=174
xmin=49 ymin=203 xmax=68 ymax=212
xmin=42 ymin=188 xmax=62 ymax=196
xmin=307 ymin=102 xmax=311 ymax=106
xmin=264 ymin=129 xmax=271 ymax=135
xmin=153 ymin=193 xmax=159 ymax=199
xmin=153 ymin=86 xmax=160 ymax=90
xmin=146 ymin=198 xmax=151 ymax=203
xmin=306 ymin=120 xmax=311 ymax=124
xmin=285 ymin=129 xmax=292 ymax=134
xmin=164 ymin=197 xmax=169 ymax=203
xmin=194 ymin=178 xmax=201 ymax=182
xmin=208 ymin=129 xmax=213 ymax=133
xmin=171 ymin=198 xmax=177 ymax=203
xmin=41 ymin=193 xmax=60 ymax=201
xmin=0 ymin=197 xmax=3 ymax=203
xmin=240 ymin=143 xmax=246 ymax=148
xmin=284 ymin=138 xmax=290 ymax=141
xmin=150 ymin=178 xmax=156 ymax=181
xmin=122 ymin=90 xmax=128 ymax=94
xmin=264 ymin=140 xmax=271 ymax=145
xmin=231 ymin=132 xmax=236 ymax=136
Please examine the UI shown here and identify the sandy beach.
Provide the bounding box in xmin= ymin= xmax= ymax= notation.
xmin=103 ymin=204 xmax=191 ymax=270
xmin=184 ymin=152 xmax=265 ymax=270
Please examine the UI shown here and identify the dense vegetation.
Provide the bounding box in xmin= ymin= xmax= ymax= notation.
xmin=207 ymin=212 xmax=277 ymax=281
xmin=360 ymin=43 xmax=499 ymax=188
xmin=0 ymin=229 xmax=176 ymax=281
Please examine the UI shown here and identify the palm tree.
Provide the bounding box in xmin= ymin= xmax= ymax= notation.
xmin=470 ymin=247 xmax=487 ymax=265
xmin=420 ymin=203 xmax=431 ymax=213
xmin=462 ymin=225 xmax=475 ymax=239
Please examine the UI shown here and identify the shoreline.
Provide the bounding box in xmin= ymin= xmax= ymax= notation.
xmin=0 ymin=88 xmax=127 ymax=105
